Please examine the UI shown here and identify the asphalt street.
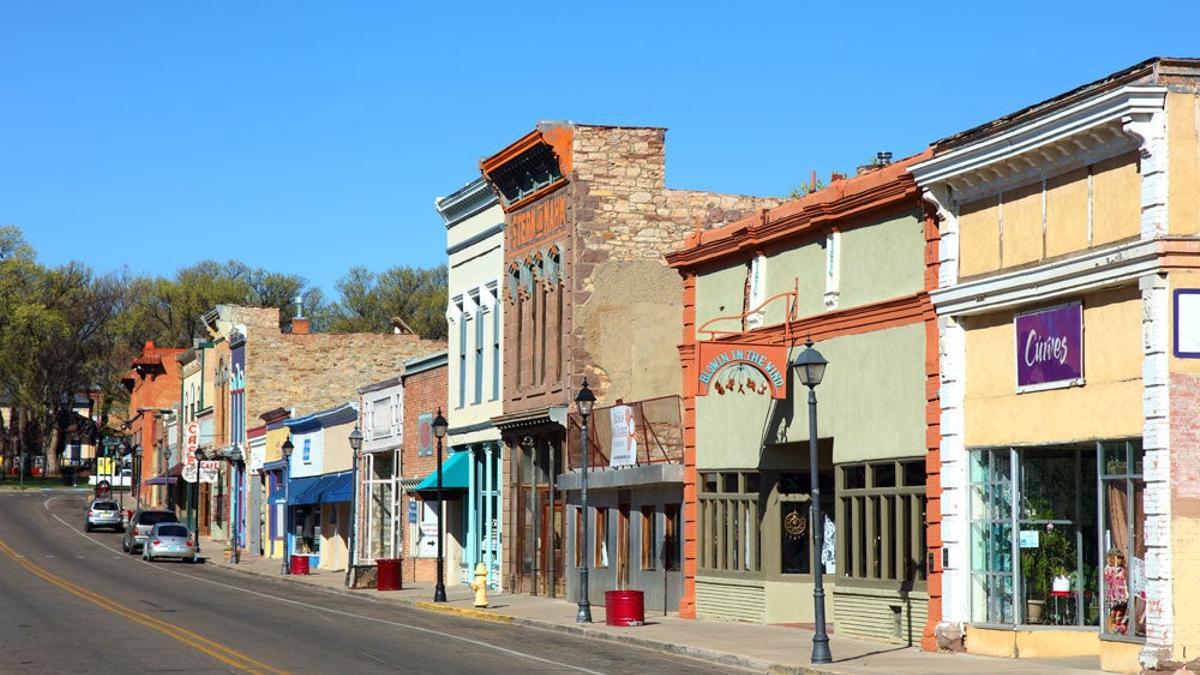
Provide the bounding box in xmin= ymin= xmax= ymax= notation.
xmin=0 ymin=489 xmax=741 ymax=674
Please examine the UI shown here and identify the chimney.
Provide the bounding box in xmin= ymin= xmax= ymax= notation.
xmin=291 ymin=294 xmax=310 ymax=335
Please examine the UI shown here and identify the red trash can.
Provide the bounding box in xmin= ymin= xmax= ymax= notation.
xmin=376 ymin=558 xmax=402 ymax=591
xmin=605 ymin=590 xmax=645 ymax=626
xmin=289 ymin=554 xmax=310 ymax=575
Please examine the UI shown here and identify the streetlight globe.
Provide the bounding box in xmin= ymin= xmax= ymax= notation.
xmin=792 ymin=337 xmax=828 ymax=388
xmin=281 ymin=438 xmax=294 ymax=458
xmin=575 ymin=378 xmax=596 ymax=417
xmin=432 ymin=409 xmax=449 ymax=439
xmin=348 ymin=426 xmax=363 ymax=452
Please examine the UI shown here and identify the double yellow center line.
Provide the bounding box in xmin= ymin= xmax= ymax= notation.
xmin=0 ymin=537 xmax=287 ymax=674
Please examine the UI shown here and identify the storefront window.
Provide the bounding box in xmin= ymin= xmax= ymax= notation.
xmin=970 ymin=448 xmax=1014 ymax=624
xmin=972 ymin=444 xmax=1115 ymax=627
xmin=837 ymin=459 xmax=926 ymax=584
xmin=698 ymin=471 xmax=760 ymax=574
xmin=1100 ymin=440 xmax=1145 ymax=639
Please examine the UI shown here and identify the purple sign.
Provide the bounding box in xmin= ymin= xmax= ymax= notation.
xmin=1014 ymin=302 xmax=1083 ymax=392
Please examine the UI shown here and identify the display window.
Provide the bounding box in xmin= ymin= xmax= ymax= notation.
xmin=970 ymin=441 xmax=1139 ymax=633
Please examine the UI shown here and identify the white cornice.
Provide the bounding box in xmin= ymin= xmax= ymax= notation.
xmin=911 ymin=86 xmax=1167 ymax=201
xmin=931 ymin=239 xmax=1157 ymax=316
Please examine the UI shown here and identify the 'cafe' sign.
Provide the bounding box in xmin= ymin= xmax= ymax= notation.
xmin=696 ymin=341 xmax=789 ymax=400
xmin=1014 ymin=301 xmax=1084 ymax=393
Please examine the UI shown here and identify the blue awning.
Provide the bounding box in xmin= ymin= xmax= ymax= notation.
xmin=413 ymin=451 xmax=471 ymax=493
xmin=317 ymin=471 xmax=353 ymax=503
xmin=287 ymin=476 xmax=324 ymax=505
xmin=287 ymin=472 xmax=353 ymax=505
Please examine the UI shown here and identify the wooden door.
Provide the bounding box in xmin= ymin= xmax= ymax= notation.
xmin=539 ymin=491 xmax=565 ymax=597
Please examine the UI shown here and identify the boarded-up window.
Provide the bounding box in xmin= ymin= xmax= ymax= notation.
xmin=1092 ymin=152 xmax=1141 ymax=245
xmin=958 ymin=197 xmax=1001 ymax=277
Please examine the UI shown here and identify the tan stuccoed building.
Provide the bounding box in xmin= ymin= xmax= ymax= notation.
xmin=912 ymin=57 xmax=1200 ymax=672
xmin=482 ymin=122 xmax=781 ymax=610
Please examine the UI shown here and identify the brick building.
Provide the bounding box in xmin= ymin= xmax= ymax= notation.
xmin=398 ymin=352 xmax=449 ymax=583
xmin=481 ymin=122 xmax=781 ymax=607
xmin=191 ymin=305 xmax=445 ymax=561
xmin=122 ymin=341 xmax=186 ymax=506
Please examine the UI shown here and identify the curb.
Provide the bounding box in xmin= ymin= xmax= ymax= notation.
xmin=202 ymin=559 xmax=835 ymax=674
xmin=413 ymin=601 xmax=513 ymax=624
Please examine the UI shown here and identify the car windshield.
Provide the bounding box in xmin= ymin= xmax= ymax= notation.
xmin=156 ymin=525 xmax=189 ymax=538
xmin=92 ymin=502 xmax=119 ymax=511
xmin=138 ymin=512 xmax=178 ymax=525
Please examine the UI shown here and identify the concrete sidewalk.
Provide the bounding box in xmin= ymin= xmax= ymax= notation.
xmin=198 ymin=539 xmax=1102 ymax=674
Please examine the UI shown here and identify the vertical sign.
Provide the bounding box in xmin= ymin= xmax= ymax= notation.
xmin=418 ymin=413 xmax=433 ymax=457
xmin=609 ymin=405 xmax=637 ymax=468
xmin=1014 ymin=301 xmax=1084 ymax=393
xmin=183 ymin=420 xmax=200 ymax=483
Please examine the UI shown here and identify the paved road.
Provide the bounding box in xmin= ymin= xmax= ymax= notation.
xmin=0 ymin=490 xmax=740 ymax=674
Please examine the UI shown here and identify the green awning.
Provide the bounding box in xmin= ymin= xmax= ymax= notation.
xmin=413 ymin=450 xmax=471 ymax=492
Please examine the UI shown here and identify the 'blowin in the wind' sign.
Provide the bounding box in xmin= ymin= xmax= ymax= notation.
xmin=696 ymin=342 xmax=789 ymax=400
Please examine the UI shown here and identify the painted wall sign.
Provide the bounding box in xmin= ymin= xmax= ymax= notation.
xmin=1174 ymin=289 xmax=1200 ymax=358
xmin=696 ymin=341 xmax=789 ymax=399
xmin=1014 ymin=301 xmax=1083 ymax=393
xmin=506 ymin=192 xmax=566 ymax=255
xmin=417 ymin=413 xmax=433 ymax=457
xmin=199 ymin=460 xmax=220 ymax=484
xmin=609 ymin=405 xmax=637 ymax=468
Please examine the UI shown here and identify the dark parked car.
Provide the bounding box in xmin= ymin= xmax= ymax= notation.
xmin=121 ymin=510 xmax=179 ymax=553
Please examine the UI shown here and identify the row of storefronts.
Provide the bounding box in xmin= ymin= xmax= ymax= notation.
xmin=119 ymin=57 xmax=1200 ymax=673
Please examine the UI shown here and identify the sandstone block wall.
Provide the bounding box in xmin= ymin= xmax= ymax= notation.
xmin=401 ymin=363 xmax=448 ymax=578
xmin=233 ymin=306 xmax=446 ymax=422
xmin=568 ymin=125 xmax=782 ymax=405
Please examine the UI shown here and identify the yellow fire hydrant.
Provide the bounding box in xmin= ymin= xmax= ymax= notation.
xmin=471 ymin=563 xmax=489 ymax=608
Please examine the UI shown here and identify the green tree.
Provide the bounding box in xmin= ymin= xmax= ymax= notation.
xmin=327 ymin=264 xmax=447 ymax=339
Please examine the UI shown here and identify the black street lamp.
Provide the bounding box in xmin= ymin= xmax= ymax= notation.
xmin=345 ymin=426 xmax=363 ymax=588
xmin=574 ymin=379 xmax=596 ymax=623
xmin=432 ymin=410 xmax=449 ymax=602
xmin=133 ymin=444 xmax=143 ymax=509
xmin=792 ymin=337 xmax=831 ymax=664
xmin=280 ymin=437 xmax=294 ymax=576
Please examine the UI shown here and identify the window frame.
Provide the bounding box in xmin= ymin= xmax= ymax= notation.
xmin=835 ymin=459 xmax=927 ymax=590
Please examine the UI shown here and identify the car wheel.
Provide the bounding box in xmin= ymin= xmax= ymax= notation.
xmin=121 ymin=539 xmax=128 ymax=552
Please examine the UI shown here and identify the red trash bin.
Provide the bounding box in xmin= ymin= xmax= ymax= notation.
xmin=605 ymin=590 xmax=645 ymax=626
xmin=289 ymin=554 xmax=310 ymax=575
xmin=376 ymin=558 xmax=402 ymax=591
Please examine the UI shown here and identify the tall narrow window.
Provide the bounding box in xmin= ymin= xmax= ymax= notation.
xmin=595 ymin=508 xmax=609 ymax=568
xmin=539 ymin=279 xmax=548 ymax=385
xmin=553 ymin=251 xmax=563 ymax=383
xmin=492 ymin=302 xmax=500 ymax=401
xmin=530 ymin=265 xmax=540 ymax=387
xmin=474 ymin=305 xmax=484 ymax=405
xmin=664 ymin=504 xmax=681 ymax=571
xmin=458 ymin=304 xmax=467 ymax=409
xmin=641 ymin=506 xmax=656 ymax=570
xmin=516 ymin=268 xmax=525 ymax=390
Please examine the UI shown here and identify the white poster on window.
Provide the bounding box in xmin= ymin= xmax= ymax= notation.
xmin=609 ymin=405 xmax=637 ymax=468
xmin=199 ymin=460 xmax=219 ymax=484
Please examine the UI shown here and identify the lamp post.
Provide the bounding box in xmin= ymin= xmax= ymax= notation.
xmin=228 ymin=445 xmax=243 ymax=564
xmin=280 ymin=438 xmax=294 ymax=576
xmin=574 ymin=379 xmax=596 ymax=623
xmin=133 ymin=444 xmax=143 ymax=509
xmin=345 ymin=426 xmax=363 ymax=588
xmin=432 ymin=410 xmax=449 ymax=602
xmin=190 ymin=448 xmax=205 ymax=553
xmin=792 ymin=337 xmax=831 ymax=664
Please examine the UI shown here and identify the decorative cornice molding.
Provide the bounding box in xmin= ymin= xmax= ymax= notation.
xmin=911 ymin=86 xmax=1167 ymax=202
xmin=668 ymin=175 xmax=921 ymax=270
xmin=930 ymin=239 xmax=1157 ymax=316
xmin=437 ymin=177 xmax=500 ymax=229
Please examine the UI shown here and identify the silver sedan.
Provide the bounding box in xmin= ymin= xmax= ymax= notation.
xmin=141 ymin=523 xmax=197 ymax=563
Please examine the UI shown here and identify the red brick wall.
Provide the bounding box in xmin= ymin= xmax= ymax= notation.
xmin=400 ymin=362 xmax=447 ymax=583
xmin=126 ymin=342 xmax=185 ymax=507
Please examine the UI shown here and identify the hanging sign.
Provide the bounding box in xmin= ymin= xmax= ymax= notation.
xmin=182 ymin=421 xmax=200 ymax=483
xmin=1014 ymin=302 xmax=1084 ymax=393
xmin=199 ymin=460 xmax=220 ymax=484
xmin=609 ymin=405 xmax=637 ymax=467
xmin=696 ymin=342 xmax=789 ymax=399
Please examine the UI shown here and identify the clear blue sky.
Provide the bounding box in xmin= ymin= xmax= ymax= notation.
xmin=2 ymin=1 xmax=1197 ymax=295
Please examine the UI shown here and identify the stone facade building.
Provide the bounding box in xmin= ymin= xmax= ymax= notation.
xmin=481 ymin=122 xmax=781 ymax=607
